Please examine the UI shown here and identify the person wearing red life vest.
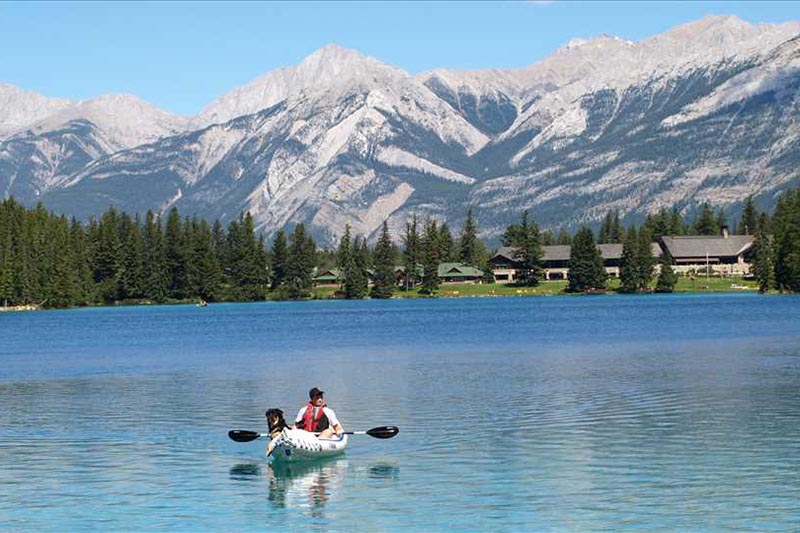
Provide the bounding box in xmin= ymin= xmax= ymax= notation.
xmin=293 ymin=387 xmax=344 ymax=438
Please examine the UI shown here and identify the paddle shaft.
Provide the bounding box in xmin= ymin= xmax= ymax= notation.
xmin=228 ymin=425 xmax=398 ymax=442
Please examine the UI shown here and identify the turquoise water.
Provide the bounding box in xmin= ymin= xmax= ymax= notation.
xmin=1 ymin=294 xmax=800 ymax=530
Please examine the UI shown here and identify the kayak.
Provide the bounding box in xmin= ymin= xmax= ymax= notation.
xmin=268 ymin=428 xmax=348 ymax=463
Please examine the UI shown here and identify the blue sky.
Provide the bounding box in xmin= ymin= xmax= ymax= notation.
xmin=2 ymin=1 xmax=798 ymax=115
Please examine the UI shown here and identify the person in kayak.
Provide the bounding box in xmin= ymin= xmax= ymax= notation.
xmin=293 ymin=387 xmax=344 ymax=438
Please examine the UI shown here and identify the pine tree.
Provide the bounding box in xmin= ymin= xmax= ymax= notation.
xmin=738 ymin=196 xmax=759 ymax=235
xmin=644 ymin=209 xmax=670 ymax=238
xmin=636 ymin=227 xmax=655 ymax=291
xmin=556 ymin=228 xmax=572 ymax=245
xmin=567 ymin=226 xmax=606 ymax=293
xmin=94 ymin=207 xmax=122 ymax=301
xmin=753 ymin=224 xmax=774 ymax=294
xmin=598 ymin=213 xmax=611 ymax=244
xmin=44 ymin=216 xmax=79 ymax=307
xmin=716 ymin=209 xmax=728 ymax=232
xmin=188 ymin=219 xmax=223 ymax=301
xmin=69 ymin=218 xmax=92 ymax=305
xmin=118 ymin=213 xmax=145 ymax=300
xmin=598 ymin=210 xmax=623 ymax=244
xmin=141 ymin=211 xmax=169 ymax=302
xmin=655 ymin=248 xmax=678 ymax=293
xmin=402 ymin=215 xmax=420 ymax=290
xmin=337 ymin=225 xmax=352 ymax=278
xmin=228 ymin=212 xmax=267 ymax=300
xmin=438 ymin=223 xmax=455 ymax=263
xmin=371 ymin=221 xmax=395 ymax=299
xmin=27 ymin=203 xmax=51 ymax=304
xmin=420 ymin=219 xmax=441 ymax=294
xmin=338 ymin=225 xmax=357 ymax=298
xmin=692 ymin=202 xmax=718 ymax=236
xmin=757 ymin=211 xmax=771 ymax=234
xmin=668 ymin=208 xmax=685 ymax=236
xmin=619 ymin=226 xmax=639 ymax=293
xmin=481 ymin=257 xmax=495 ymax=284
xmin=459 ymin=207 xmax=482 ymax=267
xmin=609 ymin=211 xmax=623 ymax=243
xmin=211 ymin=220 xmax=227 ymax=270
xmin=773 ymin=189 xmax=800 ymax=292
xmin=254 ymin=234 xmax=269 ymax=298
xmin=0 ymin=201 xmax=16 ymax=305
xmin=541 ymin=229 xmax=555 ymax=246
xmin=287 ymin=224 xmax=316 ymax=299
xmin=506 ymin=211 xmax=543 ymax=286
xmin=270 ymin=230 xmax=289 ymax=292
xmin=165 ymin=208 xmax=189 ymax=299
xmin=516 ymin=211 xmax=543 ymax=286
xmin=349 ymin=236 xmax=370 ymax=299
xmin=502 ymin=219 xmax=526 ymax=247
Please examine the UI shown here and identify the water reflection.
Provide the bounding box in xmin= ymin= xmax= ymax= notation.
xmin=229 ymin=462 xmax=261 ymax=481
xmin=368 ymin=462 xmax=399 ymax=480
xmin=267 ymin=458 xmax=349 ymax=512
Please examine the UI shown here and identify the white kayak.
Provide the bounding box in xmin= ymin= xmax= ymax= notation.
xmin=268 ymin=428 xmax=348 ymax=463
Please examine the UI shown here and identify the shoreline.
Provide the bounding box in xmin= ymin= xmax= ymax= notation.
xmin=0 ymin=277 xmax=767 ymax=313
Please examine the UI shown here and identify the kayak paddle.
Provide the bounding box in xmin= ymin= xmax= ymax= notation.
xmin=228 ymin=430 xmax=266 ymax=442
xmin=228 ymin=425 xmax=399 ymax=443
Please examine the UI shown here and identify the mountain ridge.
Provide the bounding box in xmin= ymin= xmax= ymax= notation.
xmin=2 ymin=15 xmax=799 ymax=245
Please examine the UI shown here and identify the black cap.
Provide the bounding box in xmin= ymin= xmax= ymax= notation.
xmin=309 ymin=387 xmax=324 ymax=399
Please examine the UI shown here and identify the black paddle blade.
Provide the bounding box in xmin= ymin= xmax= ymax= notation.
xmin=228 ymin=430 xmax=262 ymax=442
xmin=366 ymin=426 xmax=399 ymax=439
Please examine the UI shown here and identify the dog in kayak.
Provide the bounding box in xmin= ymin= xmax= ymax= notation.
xmin=265 ymin=408 xmax=339 ymax=458
xmin=266 ymin=409 xmax=289 ymax=438
xmin=265 ymin=409 xmax=289 ymax=457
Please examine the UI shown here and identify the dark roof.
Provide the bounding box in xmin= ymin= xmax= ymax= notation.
xmin=493 ymin=243 xmax=661 ymax=263
xmin=661 ymin=235 xmax=754 ymax=259
xmin=543 ymin=245 xmax=571 ymax=261
xmin=493 ymin=247 xmax=518 ymax=262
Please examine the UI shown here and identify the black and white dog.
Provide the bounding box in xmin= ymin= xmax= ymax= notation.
xmin=265 ymin=408 xmax=289 ymax=439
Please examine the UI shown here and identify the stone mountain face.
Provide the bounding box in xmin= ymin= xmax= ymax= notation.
xmin=2 ymin=16 xmax=800 ymax=245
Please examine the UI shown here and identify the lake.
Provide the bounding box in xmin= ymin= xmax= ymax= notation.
xmin=1 ymin=294 xmax=800 ymax=530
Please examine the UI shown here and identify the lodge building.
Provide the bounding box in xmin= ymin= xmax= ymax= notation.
xmin=314 ymin=229 xmax=755 ymax=287
xmin=490 ymin=228 xmax=755 ymax=282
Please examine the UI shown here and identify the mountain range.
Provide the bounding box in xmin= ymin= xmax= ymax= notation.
xmin=2 ymin=15 xmax=799 ymax=245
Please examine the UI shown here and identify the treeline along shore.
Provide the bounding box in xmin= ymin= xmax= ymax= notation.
xmin=2 ymin=188 xmax=800 ymax=310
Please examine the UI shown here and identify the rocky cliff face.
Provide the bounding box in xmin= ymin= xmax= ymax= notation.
xmin=2 ymin=16 xmax=799 ymax=245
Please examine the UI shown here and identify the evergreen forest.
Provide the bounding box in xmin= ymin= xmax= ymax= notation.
xmin=2 ymin=189 xmax=800 ymax=309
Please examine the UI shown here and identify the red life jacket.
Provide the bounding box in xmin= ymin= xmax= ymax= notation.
xmin=302 ymin=402 xmax=330 ymax=432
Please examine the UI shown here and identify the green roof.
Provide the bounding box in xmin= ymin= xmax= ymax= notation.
xmin=312 ymin=268 xmax=342 ymax=282
xmin=437 ymin=263 xmax=485 ymax=278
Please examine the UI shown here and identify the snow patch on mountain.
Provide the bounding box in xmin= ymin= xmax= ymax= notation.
xmin=510 ymin=104 xmax=588 ymax=165
xmin=663 ymin=55 xmax=800 ymax=127
xmin=189 ymin=124 xmax=251 ymax=182
xmin=313 ymin=180 xmax=414 ymax=237
xmin=377 ymin=147 xmax=475 ymax=184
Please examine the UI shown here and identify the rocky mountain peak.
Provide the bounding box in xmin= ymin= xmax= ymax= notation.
xmin=195 ymin=44 xmax=407 ymax=128
xmin=0 ymin=84 xmax=71 ymax=140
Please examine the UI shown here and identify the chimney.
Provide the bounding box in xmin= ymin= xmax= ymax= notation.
xmin=720 ymin=225 xmax=729 ymax=239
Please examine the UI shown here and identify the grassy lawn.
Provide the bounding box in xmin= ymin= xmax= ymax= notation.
xmin=673 ymin=276 xmax=758 ymax=292
xmin=434 ymin=281 xmax=568 ymax=297
xmin=310 ymin=276 xmax=759 ymax=300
